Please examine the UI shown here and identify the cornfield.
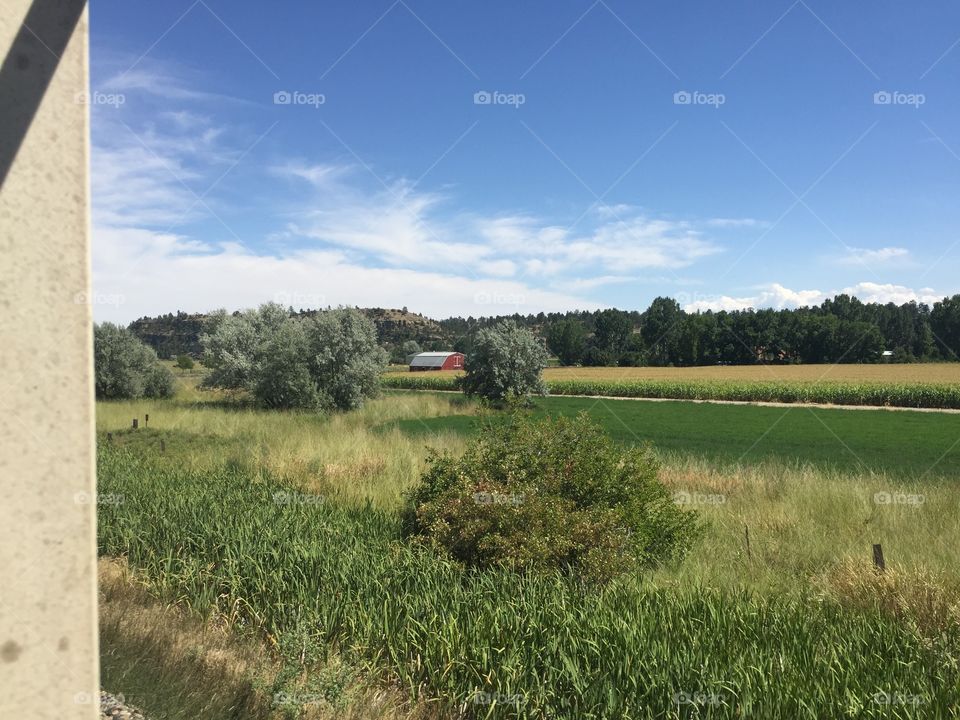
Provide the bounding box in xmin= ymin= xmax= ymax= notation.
xmin=98 ymin=447 xmax=960 ymax=718
xmin=382 ymin=375 xmax=960 ymax=409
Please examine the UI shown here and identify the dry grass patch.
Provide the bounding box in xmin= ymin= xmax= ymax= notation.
xmin=817 ymin=558 xmax=960 ymax=638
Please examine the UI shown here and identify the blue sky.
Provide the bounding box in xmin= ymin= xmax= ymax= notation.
xmin=87 ymin=0 xmax=960 ymax=322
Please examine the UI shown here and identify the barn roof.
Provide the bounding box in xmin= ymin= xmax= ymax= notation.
xmin=409 ymin=351 xmax=462 ymax=367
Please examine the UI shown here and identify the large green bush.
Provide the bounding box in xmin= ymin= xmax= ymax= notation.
xmin=402 ymin=411 xmax=699 ymax=584
xmin=459 ymin=320 xmax=548 ymax=402
xmin=201 ymin=304 xmax=388 ymax=410
xmin=94 ymin=323 xmax=175 ymax=400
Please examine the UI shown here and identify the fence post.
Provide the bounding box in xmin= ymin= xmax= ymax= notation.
xmin=132 ymin=418 xmax=138 ymax=430
xmin=872 ymin=543 xmax=885 ymax=572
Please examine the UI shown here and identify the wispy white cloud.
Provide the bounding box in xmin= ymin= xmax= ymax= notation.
xmin=835 ymin=247 xmax=911 ymax=266
xmin=85 ymin=57 xmax=755 ymax=322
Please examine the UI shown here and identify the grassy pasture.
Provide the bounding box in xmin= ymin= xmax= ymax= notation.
xmin=388 ymin=395 xmax=960 ymax=480
xmin=97 ymin=372 xmax=960 ymax=717
xmin=98 ymin=446 xmax=960 ymax=718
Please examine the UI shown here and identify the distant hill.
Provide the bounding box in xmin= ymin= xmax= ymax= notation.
xmin=128 ymin=312 xmax=206 ymax=359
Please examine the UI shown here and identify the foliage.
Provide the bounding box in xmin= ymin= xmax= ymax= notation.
xmin=402 ymin=412 xmax=699 ymax=584
xmin=458 ymin=320 xmax=548 ymax=401
xmin=384 ymin=373 xmax=960 ymax=409
xmin=94 ymin=322 xmax=175 ymax=400
xmin=128 ymin=294 xmax=960 ymax=370
xmin=175 ymin=353 xmax=195 ymax=370
xmin=201 ymin=304 xmax=387 ymax=410
xmin=98 ymin=446 xmax=960 ymax=718
xmin=931 ymin=295 xmax=960 ymax=360
xmin=545 ymin=318 xmax=587 ymax=366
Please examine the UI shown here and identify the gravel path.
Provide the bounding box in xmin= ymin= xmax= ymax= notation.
xmin=100 ymin=691 xmax=147 ymax=720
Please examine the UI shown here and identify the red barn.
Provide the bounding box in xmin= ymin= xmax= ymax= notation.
xmin=408 ymin=351 xmax=465 ymax=371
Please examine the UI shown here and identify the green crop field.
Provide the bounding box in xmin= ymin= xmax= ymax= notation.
xmin=388 ymin=394 xmax=960 ymax=480
xmin=383 ymin=372 xmax=960 ymax=409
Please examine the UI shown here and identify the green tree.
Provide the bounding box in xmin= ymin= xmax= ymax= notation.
xmin=94 ymin=323 xmax=175 ymax=399
xmin=459 ymin=320 xmax=548 ymax=401
xmin=202 ymin=304 xmax=387 ymax=410
xmin=545 ymin=319 xmax=586 ymax=366
xmin=931 ymin=295 xmax=960 ymax=360
xmin=641 ymin=297 xmax=683 ymax=366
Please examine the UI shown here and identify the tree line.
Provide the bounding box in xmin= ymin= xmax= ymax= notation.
xmin=445 ymin=294 xmax=960 ymax=366
xmin=124 ymin=293 xmax=960 ymax=369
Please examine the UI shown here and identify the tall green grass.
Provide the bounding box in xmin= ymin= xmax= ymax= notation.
xmin=98 ymin=447 xmax=960 ymax=718
xmin=382 ymin=375 xmax=960 ymax=409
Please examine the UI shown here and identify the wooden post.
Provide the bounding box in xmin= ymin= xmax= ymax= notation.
xmin=132 ymin=418 xmax=138 ymax=430
xmin=872 ymin=543 xmax=885 ymax=572
xmin=144 ymin=413 xmax=149 ymax=427
xmin=160 ymin=439 xmax=166 ymax=453
xmin=744 ymin=525 xmax=752 ymax=560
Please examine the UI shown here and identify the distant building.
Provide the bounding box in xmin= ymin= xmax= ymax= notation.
xmin=409 ymin=351 xmax=465 ymax=371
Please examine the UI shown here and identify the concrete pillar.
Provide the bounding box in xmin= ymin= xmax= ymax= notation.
xmin=0 ymin=1 xmax=98 ymax=718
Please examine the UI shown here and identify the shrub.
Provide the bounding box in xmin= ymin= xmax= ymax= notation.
xmin=402 ymin=411 xmax=699 ymax=584
xmin=175 ymin=353 xmax=195 ymax=370
xmin=202 ymin=304 xmax=388 ymax=410
xmin=458 ymin=320 xmax=548 ymax=402
xmin=94 ymin=323 xmax=176 ymax=400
